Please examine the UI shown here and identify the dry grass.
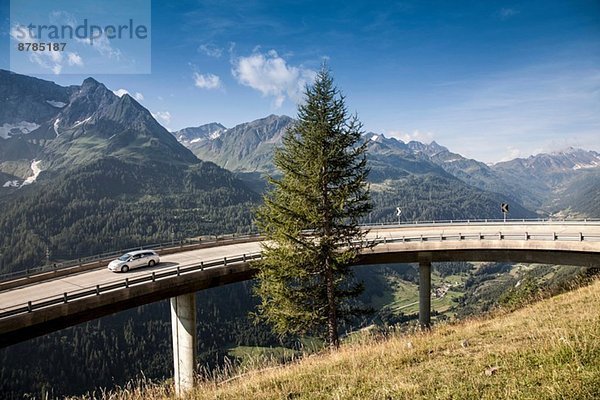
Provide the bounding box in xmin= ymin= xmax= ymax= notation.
xmin=99 ymin=279 xmax=600 ymax=400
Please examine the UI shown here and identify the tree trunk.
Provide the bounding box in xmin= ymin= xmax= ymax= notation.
xmin=321 ymin=162 xmax=339 ymax=349
xmin=325 ymin=256 xmax=339 ymax=349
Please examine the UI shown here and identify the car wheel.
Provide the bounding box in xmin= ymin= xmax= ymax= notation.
xmin=148 ymin=260 xmax=156 ymax=267
xmin=121 ymin=265 xmax=129 ymax=273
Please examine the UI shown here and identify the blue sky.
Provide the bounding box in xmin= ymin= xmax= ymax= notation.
xmin=1 ymin=0 xmax=599 ymax=163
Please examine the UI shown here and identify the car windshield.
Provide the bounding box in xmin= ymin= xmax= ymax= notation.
xmin=118 ymin=254 xmax=131 ymax=261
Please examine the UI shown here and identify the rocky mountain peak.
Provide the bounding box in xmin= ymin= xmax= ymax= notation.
xmin=0 ymin=70 xmax=199 ymax=172
xmin=81 ymin=77 xmax=102 ymax=89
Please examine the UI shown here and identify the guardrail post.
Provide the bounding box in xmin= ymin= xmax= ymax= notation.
xmin=177 ymin=266 xmax=181 ymax=276
xmin=200 ymin=262 xmax=204 ymax=271
xmin=479 ymin=233 xmax=482 ymax=240
xmin=553 ymin=232 xmax=557 ymax=241
xmin=63 ymin=293 xmax=68 ymax=303
xmin=580 ymin=232 xmax=584 ymax=241
xmin=525 ymin=232 xmax=530 ymax=240
xmin=125 ymin=278 xmax=129 ymax=288
xmin=96 ymin=285 xmax=100 ymax=295
xmin=224 ymin=257 xmax=228 ymax=266
xmin=383 ymin=237 xmax=387 ymax=244
xmin=27 ymin=301 xmax=32 ymax=312
xmin=459 ymin=233 xmax=462 ymax=240
xmin=243 ymin=254 xmax=246 ymax=262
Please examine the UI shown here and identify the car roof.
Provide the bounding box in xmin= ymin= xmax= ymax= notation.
xmin=125 ymin=250 xmax=157 ymax=256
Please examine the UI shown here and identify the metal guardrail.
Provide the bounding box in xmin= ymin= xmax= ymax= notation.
xmin=362 ymin=218 xmax=600 ymax=227
xmin=3 ymin=218 xmax=599 ymax=282
xmin=1 ymin=230 xmax=599 ymax=321
xmin=0 ymin=233 xmax=263 ymax=282
xmin=0 ymin=252 xmax=263 ymax=319
xmin=371 ymin=232 xmax=600 ymax=243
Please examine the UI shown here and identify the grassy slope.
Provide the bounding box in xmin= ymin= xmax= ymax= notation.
xmin=113 ymin=278 xmax=600 ymax=400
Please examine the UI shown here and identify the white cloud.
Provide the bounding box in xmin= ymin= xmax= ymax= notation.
xmin=76 ymin=35 xmax=122 ymax=59
xmin=152 ymin=111 xmax=172 ymax=126
xmin=498 ymin=8 xmax=519 ymax=20
xmin=11 ymin=25 xmax=64 ymax=74
xmin=193 ymin=72 xmax=222 ymax=90
xmin=420 ymin=62 xmax=600 ymax=162
xmin=231 ymin=50 xmax=316 ymax=107
xmin=67 ymin=53 xmax=83 ymax=66
xmin=497 ymin=146 xmax=522 ymax=162
xmin=113 ymin=89 xmax=144 ymax=101
xmin=49 ymin=11 xmax=77 ymax=27
xmin=113 ymin=89 xmax=129 ymax=97
xmin=10 ymin=22 xmax=84 ymax=75
xmin=387 ymin=129 xmax=434 ymax=144
xmin=198 ymin=43 xmax=223 ymax=58
xmin=51 ymin=11 xmax=121 ymax=60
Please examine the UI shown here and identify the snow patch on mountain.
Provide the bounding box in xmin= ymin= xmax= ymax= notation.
xmin=73 ymin=116 xmax=92 ymax=127
xmin=21 ymin=160 xmax=42 ymax=186
xmin=573 ymin=160 xmax=600 ymax=170
xmin=209 ymin=130 xmax=223 ymax=140
xmin=46 ymin=100 xmax=67 ymax=108
xmin=3 ymin=180 xmax=20 ymax=187
xmin=0 ymin=121 xmax=40 ymax=139
xmin=53 ymin=118 xmax=61 ymax=136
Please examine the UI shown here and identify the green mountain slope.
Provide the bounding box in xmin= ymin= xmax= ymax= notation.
xmin=0 ymin=71 xmax=259 ymax=273
xmin=492 ymin=148 xmax=600 ymax=216
xmin=177 ymin=114 xmax=294 ymax=173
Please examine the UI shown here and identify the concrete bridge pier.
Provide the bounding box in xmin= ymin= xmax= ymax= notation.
xmin=419 ymin=261 xmax=431 ymax=329
xmin=170 ymin=293 xmax=197 ymax=395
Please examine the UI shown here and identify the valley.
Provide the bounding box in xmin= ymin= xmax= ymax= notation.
xmin=0 ymin=70 xmax=598 ymax=398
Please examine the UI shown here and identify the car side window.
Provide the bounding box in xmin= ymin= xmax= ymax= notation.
xmin=133 ymin=254 xmax=141 ymax=259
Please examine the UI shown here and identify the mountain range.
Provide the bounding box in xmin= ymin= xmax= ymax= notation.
xmin=0 ymin=70 xmax=199 ymax=181
xmin=173 ymin=116 xmax=600 ymax=218
xmin=1 ymin=69 xmax=598 ymax=399
xmin=0 ymin=69 xmax=598 ymax=273
xmin=0 ymin=70 xmax=258 ymax=273
xmin=173 ymin=114 xmax=294 ymax=173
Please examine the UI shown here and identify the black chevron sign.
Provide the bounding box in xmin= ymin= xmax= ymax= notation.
xmin=501 ymin=203 xmax=509 ymax=213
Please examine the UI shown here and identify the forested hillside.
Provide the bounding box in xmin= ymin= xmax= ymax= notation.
xmin=0 ymin=157 xmax=257 ymax=273
xmin=0 ymin=71 xmax=259 ymax=273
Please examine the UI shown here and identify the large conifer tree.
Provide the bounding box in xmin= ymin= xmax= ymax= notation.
xmin=255 ymin=68 xmax=371 ymax=348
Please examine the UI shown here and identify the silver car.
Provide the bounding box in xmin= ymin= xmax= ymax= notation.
xmin=107 ymin=250 xmax=160 ymax=273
